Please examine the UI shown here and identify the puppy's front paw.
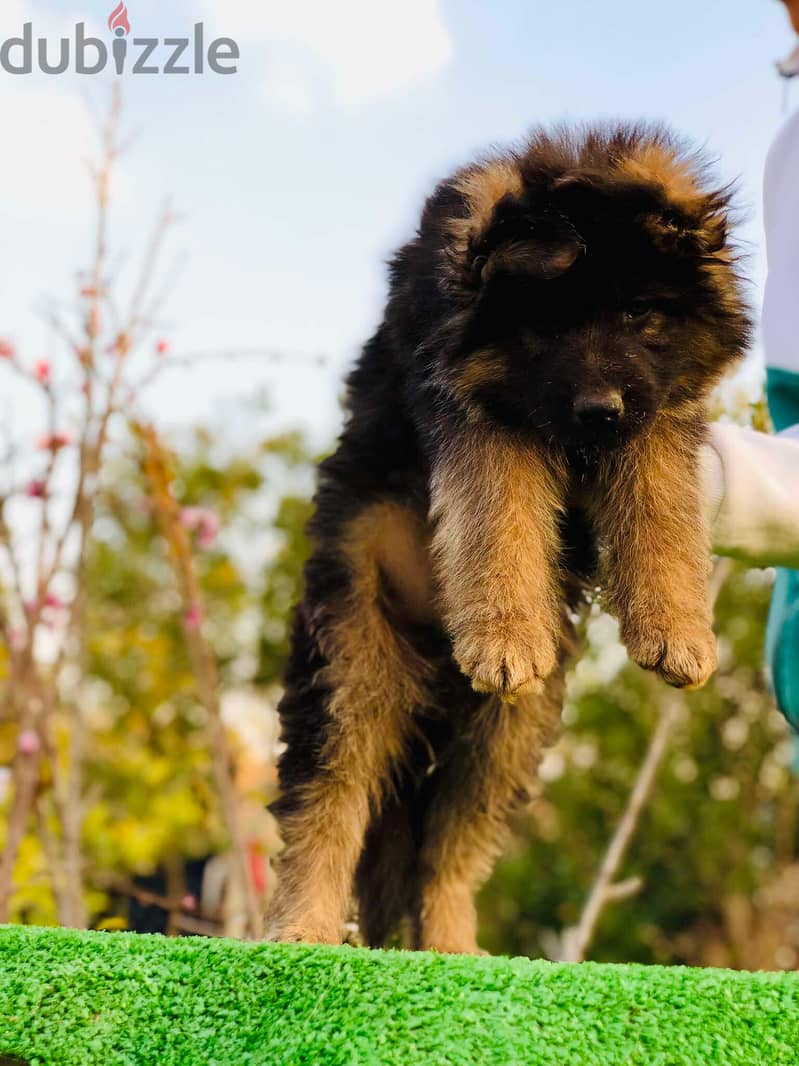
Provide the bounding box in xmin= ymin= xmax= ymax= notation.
xmin=453 ymin=615 xmax=558 ymax=701
xmin=624 ymin=616 xmax=717 ymax=689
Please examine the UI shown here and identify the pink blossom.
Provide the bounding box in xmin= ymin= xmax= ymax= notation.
xmin=109 ymin=333 xmax=130 ymax=356
xmin=197 ymin=521 xmax=219 ymax=550
xmin=44 ymin=593 xmax=65 ymax=611
xmin=184 ymin=605 xmax=203 ymax=632
xmin=37 ymin=431 xmax=72 ymax=451
xmin=26 ymin=479 xmax=46 ymax=499
xmin=23 ymin=599 xmax=48 ymax=626
xmin=80 ymin=284 xmax=99 ymax=299
xmin=0 ymin=339 xmax=15 ymax=360
xmin=179 ymin=507 xmax=201 ymax=529
xmin=5 ymin=628 xmax=26 ymax=652
xmin=155 ymin=339 xmax=170 ymax=356
xmin=17 ymin=729 xmax=40 ymax=756
xmin=179 ymin=507 xmax=219 ymax=550
xmin=34 ymin=359 xmax=52 ymax=385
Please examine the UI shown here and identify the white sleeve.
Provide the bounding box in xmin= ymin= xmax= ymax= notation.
xmin=762 ymin=108 xmax=799 ymax=374
xmin=701 ymin=423 xmax=799 ymax=569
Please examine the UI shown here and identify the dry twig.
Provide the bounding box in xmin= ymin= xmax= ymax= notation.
xmin=136 ymin=423 xmax=263 ymax=939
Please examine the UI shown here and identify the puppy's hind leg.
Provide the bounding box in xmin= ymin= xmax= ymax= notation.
xmin=413 ymin=676 xmax=564 ymax=954
xmin=266 ymin=502 xmax=433 ymax=946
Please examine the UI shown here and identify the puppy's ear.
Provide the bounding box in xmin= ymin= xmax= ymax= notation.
xmin=469 ymin=198 xmax=585 ymax=286
xmin=612 ymin=143 xmax=732 ymax=257
xmin=445 ymin=159 xmax=584 ymax=290
xmin=643 ymin=195 xmax=728 ymax=257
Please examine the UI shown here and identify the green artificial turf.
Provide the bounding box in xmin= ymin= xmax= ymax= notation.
xmin=1 ymin=926 xmax=798 ymax=1066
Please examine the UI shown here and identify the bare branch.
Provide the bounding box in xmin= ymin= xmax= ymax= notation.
xmin=136 ymin=423 xmax=264 ymax=939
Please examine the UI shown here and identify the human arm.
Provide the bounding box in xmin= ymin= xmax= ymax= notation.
xmin=702 ymin=422 xmax=799 ymax=569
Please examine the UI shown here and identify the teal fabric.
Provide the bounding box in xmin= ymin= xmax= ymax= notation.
xmin=767 ymin=366 xmax=799 ymax=431
xmin=765 ymin=367 xmax=799 ymax=735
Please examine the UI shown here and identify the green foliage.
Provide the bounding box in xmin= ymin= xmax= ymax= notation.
xmin=254 ymin=490 xmax=313 ymax=686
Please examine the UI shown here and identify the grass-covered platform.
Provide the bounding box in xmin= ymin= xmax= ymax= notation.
xmin=1 ymin=927 xmax=798 ymax=1065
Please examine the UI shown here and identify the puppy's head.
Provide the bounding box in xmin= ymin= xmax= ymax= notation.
xmin=422 ymin=125 xmax=751 ymax=451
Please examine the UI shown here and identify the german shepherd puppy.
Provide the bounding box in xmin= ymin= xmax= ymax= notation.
xmin=266 ymin=123 xmax=750 ymax=953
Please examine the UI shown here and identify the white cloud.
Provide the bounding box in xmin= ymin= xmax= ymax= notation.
xmin=0 ymin=0 xmax=28 ymax=38
xmin=0 ymin=3 xmax=125 ymax=215
xmin=0 ymin=0 xmax=102 ymax=41
xmin=0 ymin=86 xmax=100 ymax=215
xmin=262 ymin=50 xmax=319 ymax=118
xmin=201 ymin=0 xmax=453 ymax=107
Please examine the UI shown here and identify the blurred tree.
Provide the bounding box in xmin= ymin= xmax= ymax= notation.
xmin=0 ymin=414 xmax=316 ymax=928
xmin=0 ymin=90 xmax=321 ymax=932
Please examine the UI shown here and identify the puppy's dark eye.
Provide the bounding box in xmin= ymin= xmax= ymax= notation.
xmin=623 ymin=305 xmax=652 ymax=323
xmin=471 ymin=255 xmax=489 ymax=284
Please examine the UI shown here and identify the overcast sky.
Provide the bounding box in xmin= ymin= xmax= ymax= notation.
xmin=0 ymin=0 xmax=796 ymax=447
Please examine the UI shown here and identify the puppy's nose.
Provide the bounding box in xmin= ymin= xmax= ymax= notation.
xmin=572 ymin=389 xmax=624 ymax=429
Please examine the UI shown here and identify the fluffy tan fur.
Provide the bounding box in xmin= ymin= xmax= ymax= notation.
xmin=592 ymin=415 xmax=715 ymax=689
xmin=429 ymin=430 xmax=566 ymax=701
